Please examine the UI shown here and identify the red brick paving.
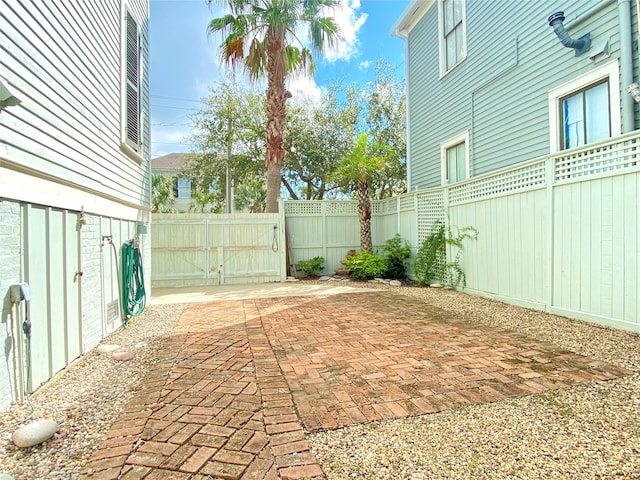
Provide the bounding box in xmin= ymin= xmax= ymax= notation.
xmin=80 ymin=291 xmax=630 ymax=479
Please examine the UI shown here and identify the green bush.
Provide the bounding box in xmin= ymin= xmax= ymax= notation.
xmin=295 ymin=256 xmax=324 ymax=277
xmin=414 ymin=220 xmax=478 ymax=287
xmin=344 ymin=251 xmax=387 ymax=280
xmin=381 ymin=234 xmax=411 ymax=279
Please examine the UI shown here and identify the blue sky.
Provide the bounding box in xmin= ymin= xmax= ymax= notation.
xmin=149 ymin=0 xmax=412 ymax=158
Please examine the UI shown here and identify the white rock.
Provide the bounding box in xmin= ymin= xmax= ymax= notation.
xmin=96 ymin=344 xmax=120 ymax=354
xmin=390 ymin=280 xmax=402 ymax=287
xmin=319 ymin=276 xmax=332 ymax=281
xmin=0 ymin=474 xmax=16 ymax=480
xmin=12 ymin=419 xmax=58 ymax=448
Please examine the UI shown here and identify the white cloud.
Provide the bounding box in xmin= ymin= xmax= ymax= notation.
xmin=287 ymin=74 xmax=323 ymax=105
xmin=322 ymin=0 xmax=368 ymax=63
xmin=359 ymin=60 xmax=372 ymax=70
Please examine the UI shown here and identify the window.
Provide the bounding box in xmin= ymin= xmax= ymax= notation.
xmin=560 ymin=81 xmax=610 ymax=150
xmin=548 ymin=60 xmax=621 ymax=153
xmin=173 ymin=178 xmax=191 ymax=199
xmin=123 ymin=10 xmax=141 ymax=152
xmin=439 ymin=0 xmax=467 ymax=75
xmin=441 ymin=132 xmax=469 ymax=184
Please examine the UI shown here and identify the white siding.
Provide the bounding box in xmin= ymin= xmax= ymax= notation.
xmin=0 ymin=0 xmax=151 ymax=212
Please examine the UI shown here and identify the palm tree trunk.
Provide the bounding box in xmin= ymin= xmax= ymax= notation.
xmin=264 ymin=29 xmax=290 ymax=213
xmin=357 ymin=179 xmax=372 ymax=253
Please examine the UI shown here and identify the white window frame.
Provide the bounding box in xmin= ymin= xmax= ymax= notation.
xmin=120 ymin=6 xmax=144 ymax=162
xmin=438 ymin=0 xmax=467 ymax=77
xmin=548 ymin=59 xmax=621 ymax=153
xmin=441 ymin=131 xmax=470 ymax=185
xmin=173 ymin=177 xmax=192 ymax=199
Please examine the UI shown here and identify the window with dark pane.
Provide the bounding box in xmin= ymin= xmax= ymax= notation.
xmin=560 ymin=80 xmax=610 ymax=150
xmin=443 ymin=0 xmax=464 ymax=70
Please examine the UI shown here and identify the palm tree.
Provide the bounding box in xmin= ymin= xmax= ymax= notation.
xmin=151 ymin=174 xmax=176 ymax=213
xmin=332 ymin=132 xmax=388 ymax=253
xmin=207 ymin=0 xmax=340 ymax=213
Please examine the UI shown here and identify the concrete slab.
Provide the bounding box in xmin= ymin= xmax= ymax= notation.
xmin=150 ymin=281 xmax=380 ymax=304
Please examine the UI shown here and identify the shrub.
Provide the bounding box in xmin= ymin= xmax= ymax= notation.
xmin=295 ymin=256 xmax=324 ymax=277
xmin=414 ymin=220 xmax=478 ymax=287
xmin=344 ymin=251 xmax=387 ymax=280
xmin=381 ymin=234 xmax=411 ymax=279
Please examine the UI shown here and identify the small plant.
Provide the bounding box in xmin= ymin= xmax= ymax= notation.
xmin=381 ymin=234 xmax=411 ymax=279
xmin=343 ymin=251 xmax=387 ymax=280
xmin=295 ymin=256 xmax=324 ymax=277
xmin=414 ymin=220 xmax=478 ymax=288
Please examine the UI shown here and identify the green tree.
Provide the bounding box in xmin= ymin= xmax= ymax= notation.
xmin=363 ymin=59 xmax=407 ymax=198
xmin=189 ymin=189 xmax=220 ymax=213
xmin=151 ymin=174 xmax=176 ymax=213
xmin=332 ymin=132 xmax=388 ymax=253
xmin=207 ymin=0 xmax=340 ymax=213
xmin=186 ymin=81 xmax=266 ymax=212
xmin=283 ymin=83 xmax=360 ymax=199
xmin=234 ymin=176 xmax=267 ymax=212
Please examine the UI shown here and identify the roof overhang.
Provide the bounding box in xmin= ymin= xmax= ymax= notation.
xmin=391 ymin=0 xmax=435 ymax=39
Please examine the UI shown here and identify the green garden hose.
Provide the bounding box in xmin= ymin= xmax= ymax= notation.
xmin=121 ymin=240 xmax=146 ymax=325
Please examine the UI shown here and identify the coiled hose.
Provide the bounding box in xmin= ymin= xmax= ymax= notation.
xmin=121 ymin=240 xmax=146 ymax=325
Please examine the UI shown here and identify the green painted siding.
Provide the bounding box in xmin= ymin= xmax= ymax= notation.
xmin=406 ymin=0 xmax=637 ymax=189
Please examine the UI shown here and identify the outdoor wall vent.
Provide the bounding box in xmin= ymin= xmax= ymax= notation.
xmin=547 ymin=11 xmax=591 ymax=56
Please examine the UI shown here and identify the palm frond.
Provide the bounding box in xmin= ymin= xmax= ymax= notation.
xmin=246 ymin=38 xmax=267 ymax=81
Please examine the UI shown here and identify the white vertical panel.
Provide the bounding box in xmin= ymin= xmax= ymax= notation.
xmin=600 ymin=177 xmax=614 ymax=316
xmin=47 ymin=208 xmax=66 ymax=374
xmin=611 ymin=176 xmax=626 ymax=321
xmin=579 ymin=183 xmax=592 ymax=313
xmin=64 ymin=211 xmax=82 ymax=362
xmin=622 ymin=174 xmax=638 ymax=323
xmin=23 ymin=205 xmax=51 ymax=391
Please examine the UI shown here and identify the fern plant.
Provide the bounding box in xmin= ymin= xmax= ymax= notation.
xmin=414 ymin=220 xmax=478 ymax=288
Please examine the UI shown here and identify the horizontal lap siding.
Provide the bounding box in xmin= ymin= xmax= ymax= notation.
xmin=0 ymin=0 xmax=151 ymax=210
xmin=407 ymin=0 xmax=623 ymax=189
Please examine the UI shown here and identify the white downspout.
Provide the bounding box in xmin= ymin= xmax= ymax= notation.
xmin=618 ymin=0 xmax=635 ymax=131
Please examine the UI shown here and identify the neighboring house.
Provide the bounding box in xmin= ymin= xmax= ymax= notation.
xmin=151 ymin=152 xmax=192 ymax=212
xmin=0 ymin=1 xmax=151 ymax=411
xmin=393 ymin=0 xmax=640 ymax=331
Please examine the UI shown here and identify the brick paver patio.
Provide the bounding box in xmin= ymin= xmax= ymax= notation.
xmin=80 ymin=291 xmax=630 ymax=479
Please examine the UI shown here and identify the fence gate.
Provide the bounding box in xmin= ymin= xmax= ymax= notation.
xmin=151 ymin=213 xmax=286 ymax=287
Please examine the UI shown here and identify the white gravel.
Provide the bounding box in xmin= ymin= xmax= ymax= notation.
xmin=1 ymin=281 xmax=639 ymax=480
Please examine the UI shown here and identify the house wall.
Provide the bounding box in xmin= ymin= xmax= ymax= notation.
xmin=405 ymin=0 xmax=637 ymax=190
xmin=0 ymin=0 xmax=151 ymax=207
xmin=0 ymin=0 xmax=152 ymax=411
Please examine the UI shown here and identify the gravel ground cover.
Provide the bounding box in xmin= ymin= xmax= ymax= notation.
xmin=0 ymin=304 xmax=186 ymax=480
xmin=0 ymin=280 xmax=639 ymax=480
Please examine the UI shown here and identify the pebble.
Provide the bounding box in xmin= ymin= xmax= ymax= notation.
xmin=112 ymin=351 xmax=135 ymax=361
xmin=12 ymin=419 xmax=58 ymax=448
xmin=96 ymin=344 xmax=120 ymax=354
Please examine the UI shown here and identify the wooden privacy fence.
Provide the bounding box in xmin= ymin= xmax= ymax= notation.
xmin=150 ymin=132 xmax=640 ymax=332
xmin=151 ymin=212 xmax=286 ymax=287
xmin=285 ymin=131 xmax=640 ymax=333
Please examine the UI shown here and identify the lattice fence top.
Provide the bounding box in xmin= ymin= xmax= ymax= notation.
xmin=399 ymin=194 xmax=416 ymax=211
xmin=417 ymin=191 xmax=446 ymax=245
xmin=449 ymin=160 xmax=547 ymax=205
xmin=555 ymin=135 xmax=640 ymax=182
xmin=325 ymin=201 xmax=358 ymax=214
xmin=284 ymin=201 xmax=323 ymax=215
